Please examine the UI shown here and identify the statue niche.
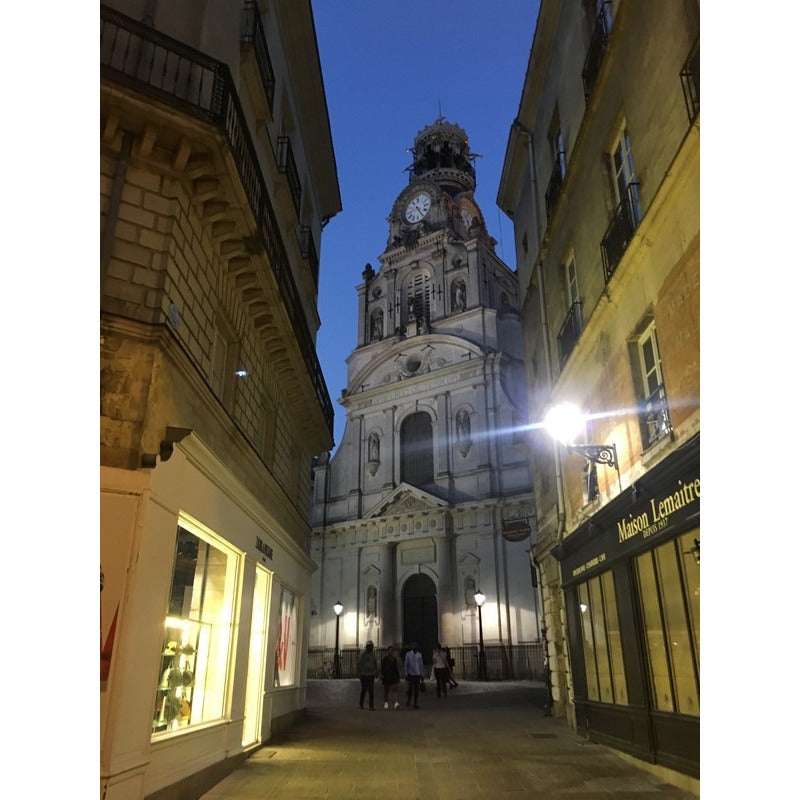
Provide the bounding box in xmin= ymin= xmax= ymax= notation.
xmin=451 ymin=279 xmax=466 ymax=312
xmin=370 ymin=309 xmax=384 ymax=341
xmin=455 ymin=409 xmax=472 ymax=457
xmin=367 ymin=432 xmax=380 ymax=476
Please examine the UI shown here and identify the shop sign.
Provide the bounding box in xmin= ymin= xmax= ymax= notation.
xmin=617 ymin=477 xmax=700 ymax=546
xmin=556 ymin=453 xmax=700 ymax=584
xmin=502 ymin=518 xmax=531 ymax=542
xmin=256 ymin=536 xmax=273 ymax=559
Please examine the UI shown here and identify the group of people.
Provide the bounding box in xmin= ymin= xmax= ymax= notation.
xmin=357 ymin=640 xmax=458 ymax=710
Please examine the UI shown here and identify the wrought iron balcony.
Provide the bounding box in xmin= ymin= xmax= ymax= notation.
xmin=242 ymin=0 xmax=275 ymax=112
xmin=277 ymin=136 xmax=303 ymax=218
xmin=639 ymin=383 xmax=672 ymax=450
xmin=680 ymin=36 xmax=700 ymax=125
xmin=100 ymin=5 xmax=333 ymax=435
xmin=582 ymin=2 xmax=612 ymax=101
xmin=544 ymin=151 xmax=566 ymax=223
xmin=299 ymin=226 xmax=319 ymax=286
xmin=601 ymin=182 xmax=641 ymax=282
xmin=556 ymin=302 xmax=583 ymax=369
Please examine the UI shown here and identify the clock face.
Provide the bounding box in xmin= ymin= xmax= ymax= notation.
xmin=405 ymin=192 xmax=431 ymax=223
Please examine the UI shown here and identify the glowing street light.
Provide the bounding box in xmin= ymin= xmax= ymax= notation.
xmin=333 ymin=601 xmax=343 ymax=678
xmin=474 ymin=590 xmax=488 ymax=681
xmin=544 ymin=403 xmax=621 ymax=494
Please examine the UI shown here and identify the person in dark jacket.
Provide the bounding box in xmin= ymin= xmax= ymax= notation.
xmin=357 ymin=640 xmax=378 ymax=710
xmin=380 ymin=645 xmax=401 ymax=709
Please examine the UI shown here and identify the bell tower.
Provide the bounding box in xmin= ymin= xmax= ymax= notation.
xmin=310 ymin=119 xmax=536 ymax=659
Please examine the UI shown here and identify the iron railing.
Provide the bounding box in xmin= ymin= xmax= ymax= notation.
xmin=582 ymin=2 xmax=612 ymax=101
xmin=308 ymin=643 xmax=547 ymax=681
xmin=640 ymin=383 xmax=672 ymax=450
xmin=299 ymin=226 xmax=319 ymax=285
xmin=680 ymin=36 xmax=700 ymax=125
xmin=277 ymin=135 xmax=303 ymax=218
xmin=601 ymin=181 xmax=641 ymax=282
xmin=544 ymin=151 xmax=566 ymax=223
xmin=556 ymin=301 xmax=583 ymax=369
xmin=100 ymin=5 xmax=333 ymax=436
xmin=241 ymin=0 xmax=275 ymax=112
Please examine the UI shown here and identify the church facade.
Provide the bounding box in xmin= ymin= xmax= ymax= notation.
xmin=309 ymin=120 xmax=540 ymax=675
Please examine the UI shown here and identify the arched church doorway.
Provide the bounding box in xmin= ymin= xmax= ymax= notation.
xmin=402 ymin=573 xmax=438 ymax=666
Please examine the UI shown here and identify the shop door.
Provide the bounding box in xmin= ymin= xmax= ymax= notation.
xmin=402 ymin=573 xmax=438 ymax=665
xmin=242 ymin=566 xmax=272 ymax=746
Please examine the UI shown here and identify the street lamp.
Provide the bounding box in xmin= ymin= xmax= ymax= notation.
xmin=544 ymin=403 xmax=621 ymax=495
xmin=474 ymin=589 xmax=488 ymax=681
xmin=333 ymin=601 xmax=343 ymax=678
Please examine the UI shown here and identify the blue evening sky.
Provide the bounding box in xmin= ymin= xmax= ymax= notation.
xmin=311 ymin=1 xmax=541 ymax=448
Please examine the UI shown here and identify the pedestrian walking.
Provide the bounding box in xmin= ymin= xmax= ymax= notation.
xmin=445 ymin=646 xmax=458 ymax=688
xmin=432 ymin=642 xmax=449 ymax=698
xmin=403 ymin=642 xmax=423 ymax=708
xmin=380 ymin=645 xmax=401 ymax=709
xmin=357 ymin=640 xmax=378 ymax=710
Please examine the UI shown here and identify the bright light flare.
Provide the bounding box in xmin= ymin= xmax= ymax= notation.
xmin=544 ymin=403 xmax=585 ymax=445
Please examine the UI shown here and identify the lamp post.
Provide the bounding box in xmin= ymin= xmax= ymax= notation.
xmin=474 ymin=589 xmax=488 ymax=681
xmin=333 ymin=601 xmax=343 ymax=678
xmin=544 ymin=403 xmax=622 ymax=494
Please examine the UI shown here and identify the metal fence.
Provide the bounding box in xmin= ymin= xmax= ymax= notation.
xmin=307 ymin=643 xmax=546 ymax=681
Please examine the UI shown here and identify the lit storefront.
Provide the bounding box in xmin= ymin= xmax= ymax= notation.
xmin=553 ymin=434 xmax=699 ymax=777
xmin=100 ymin=433 xmax=313 ymax=800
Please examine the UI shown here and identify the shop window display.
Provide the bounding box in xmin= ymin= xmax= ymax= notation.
xmin=273 ymin=586 xmax=298 ymax=687
xmin=636 ymin=530 xmax=699 ymax=716
xmin=577 ymin=571 xmax=628 ymax=705
xmin=152 ymin=521 xmax=239 ymax=735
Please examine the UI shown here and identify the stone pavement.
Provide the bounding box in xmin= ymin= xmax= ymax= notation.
xmin=200 ymin=679 xmax=699 ymax=799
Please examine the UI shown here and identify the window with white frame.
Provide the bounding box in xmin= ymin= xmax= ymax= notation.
xmin=634 ymin=321 xmax=672 ymax=449
xmin=565 ymin=255 xmax=580 ymax=307
xmin=556 ymin=254 xmax=583 ymax=368
xmin=610 ymin=125 xmax=641 ymax=225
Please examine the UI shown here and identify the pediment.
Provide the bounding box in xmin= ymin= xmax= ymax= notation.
xmin=365 ymin=482 xmax=450 ymax=519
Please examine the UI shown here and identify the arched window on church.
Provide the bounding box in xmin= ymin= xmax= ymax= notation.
xmin=405 ymin=273 xmax=432 ymax=326
xmin=400 ymin=411 xmax=434 ymax=486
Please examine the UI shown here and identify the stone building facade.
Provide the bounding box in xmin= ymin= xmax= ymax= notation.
xmin=100 ymin=2 xmax=340 ymax=798
xmin=498 ymin=0 xmax=699 ymax=787
xmin=309 ymin=119 xmax=539 ymax=676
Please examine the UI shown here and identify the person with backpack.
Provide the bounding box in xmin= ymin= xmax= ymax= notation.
xmin=357 ymin=640 xmax=378 ymax=710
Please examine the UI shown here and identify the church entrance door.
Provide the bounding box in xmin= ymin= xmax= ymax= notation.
xmin=402 ymin=573 xmax=438 ymax=667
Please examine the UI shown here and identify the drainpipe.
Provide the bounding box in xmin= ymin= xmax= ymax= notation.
xmin=514 ymin=119 xmax=566 ymax=543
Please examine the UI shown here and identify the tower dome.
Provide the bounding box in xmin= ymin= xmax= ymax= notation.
xmin=408 ymin=117 xmax=477 ymax=195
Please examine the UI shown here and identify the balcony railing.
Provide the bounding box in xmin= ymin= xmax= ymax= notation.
xmin=544 ymin=151 xmax=566 ymax=223
xmin=601 ymin=182 xmax=641 ymax=282
xmin=100 ymin=5 xmax=333 ymax=436
xmin=582 ymin=2 xmax=612 ymax=101
xmin=680 ymin=36 xmax=700 ymax=125
xmin=277 ymin=135 xmax=303 ymax=218
xmin=299 ymin=226 xmax=319 ymax=285
xmin=639 ymin=383 xmax=672 ymax=450
xmin=241 ymin=0 xmax=275 ymax=112
xmin=556 ymin=301 xmax=583 ymax=369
